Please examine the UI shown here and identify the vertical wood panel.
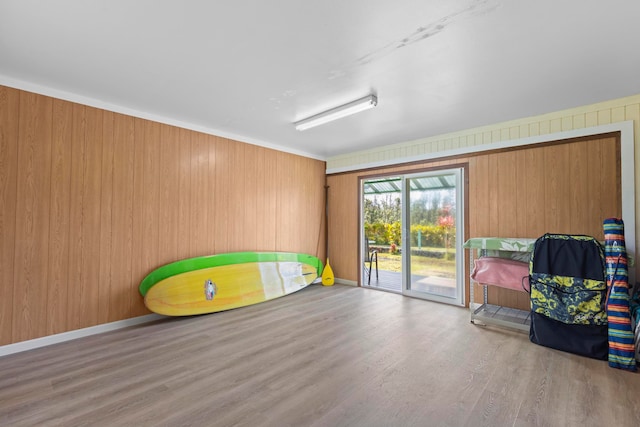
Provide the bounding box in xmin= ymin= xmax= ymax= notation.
xmin=309 ymin=158 xmax=324 ymax=256
xmin=597 ymin=109 xmax=611 ymax=125
xmin=525 ymin=146 xmax=546 ymax=237
xmin=611 ymin=106 xmax=625 ymax=123
xmin=98 ymin=111 xmax=114 ymax=325
xmin=585 ymin=111 xmax=598 ymax=127
xmin=110 ymin=114 xmax=135 ymax=322
xmin=275 ymin=152 xmax=292 ymax=252
xmin=177 ymin=128 xmax=192 ymax=257
xmin=254 ymin=146 xmax=268 ymax=251
xmin=473 ymin=156 xmax=490 ymax=236
xmin=467 ymin=158 xmax=477 ymax=238
xmin=82 ymin=108 xmax=104 ymax=327
xmin=158 ymin=124 xmax=180 ymax=265
xmin=228 ymin=142 xmax=246 ymax=252
xmin=13 ymin=91 xmax=52 ymax=342
xmin=0 ymin=86 xmax=19 ymax=345
xmin=514 ymin=150 xmax=528 ymax=237
xmin=543 ymin=144 xmax=561 ymax=232
xmin=130 ymin=118 xmax=146 ymax=316
xmin=67 ymin=104 xmax=87 ymax=330
xmin=586 ymin=138 xmax=603 ymax=238
xmin=260 ymin=147 xmax=278 ymax=252
xmin=549 ymin=118 xmax=562 ymax=133
xmin=189 ymin=132 xmax=210 ymax=257
xmin=327 ymin=174 xmax=358 ymax=280
xmin=47 ymin=99 xmax=72 ymax=335
xmin=274 ymin=152 xmax=287 ymax=252
xmin=300 ymin=157 xmax=315 ymax=255
xmin=243 ymin=144 xmax=258 ymax=252
xmin=67 ymin=107 xmax=103 ymax=329
xmin=494 ymin=151 xmax=518 ymax=306
xmin=308 ymin=158 xmax=326 ymax=257
xmin=599 ymin=137 xmax=621 ymax=224
xmin=292 ymin=153 xmax=306 ymax=253
xmin=206 ymin=135 xmax=217 ymax=253
xmin=626 ymin=104 xmax=640 ymax=124
xmin=496 ymin=151 xmax=517 ymax=236
xmin=143 ymin=120 xmax=160 ymax=267
xmin=135 ymin=120 xmax=160 ymax=317
xmin=213 ymin=137 xmax=230 ymax=254
xmin=568 ymin=141 xmax=589 ymax=234
xmin=539 ymin=120 xmax=550 ymax=135
xmin=557 ymin=143 xmax=572 ymax=233
xmin=472 ymin=155 xmax=494 ymax=304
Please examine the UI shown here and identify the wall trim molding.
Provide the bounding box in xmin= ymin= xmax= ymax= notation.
xmin=326 ymin=121 xmax=634 ymax=174
xmin=0 ymin=314 xmax=165 ymax=358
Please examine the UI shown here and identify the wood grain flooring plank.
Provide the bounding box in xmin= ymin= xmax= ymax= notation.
xmin=1 ymin=285 xmax=638 ymax=427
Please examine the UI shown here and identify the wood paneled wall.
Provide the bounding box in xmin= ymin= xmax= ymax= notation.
xmin=327 ymin=134 xmax=621 ymax=310
xmin=0 ymin=85 xmax=326 ymax=345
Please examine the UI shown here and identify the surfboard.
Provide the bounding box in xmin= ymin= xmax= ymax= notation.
xmin=139 ymin=252 xmax=323 ymax=316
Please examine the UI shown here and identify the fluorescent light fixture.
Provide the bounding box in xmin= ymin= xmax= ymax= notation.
xmin=294 ymin=95 xmax=377 ymax=131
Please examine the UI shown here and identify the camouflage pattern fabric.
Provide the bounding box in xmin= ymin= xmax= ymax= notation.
xmin=530 ymin=273 xmax=607 ymax=325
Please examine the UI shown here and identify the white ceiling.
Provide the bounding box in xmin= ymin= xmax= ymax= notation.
xmin=1 ymin=1 xmax=640 ymax=160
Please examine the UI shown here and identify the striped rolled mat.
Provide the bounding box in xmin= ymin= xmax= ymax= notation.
xmin=603 ymin=218 xmax=637 ymax=371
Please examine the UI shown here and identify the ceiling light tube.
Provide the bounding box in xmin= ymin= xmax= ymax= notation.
xmin=294 ymin=95 xmax=377 ymax=131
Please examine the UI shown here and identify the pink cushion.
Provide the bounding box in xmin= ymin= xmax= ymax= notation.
xmin=471 ymin=257 xmax=529 ymax=292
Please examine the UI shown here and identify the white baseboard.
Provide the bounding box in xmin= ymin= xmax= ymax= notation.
xmin=1 ymin=281 xmax=361 ymax=357
xmin=0 ymin=313 xmax=165 ymax=358
xmin=313 ymin=278 xmax=358 ymax=287
xmin=336 ymin=278 xmax=358 ymax=286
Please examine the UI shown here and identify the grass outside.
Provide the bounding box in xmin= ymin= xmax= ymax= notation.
xmin=376 ymin=252 xmax=455 ymax=278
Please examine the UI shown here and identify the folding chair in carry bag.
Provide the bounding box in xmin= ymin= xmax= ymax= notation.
xmin=529 ymin=234 xmax=609 ymax=360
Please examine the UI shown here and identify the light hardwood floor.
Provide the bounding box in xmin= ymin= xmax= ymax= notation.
xmin=1 ymin=284 xmax=638 ymax=426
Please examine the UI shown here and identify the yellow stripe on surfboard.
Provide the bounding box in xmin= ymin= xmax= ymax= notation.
xmin=144 ymin=261 xmax=318 ymax=316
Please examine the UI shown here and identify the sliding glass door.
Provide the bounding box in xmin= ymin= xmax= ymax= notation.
xmin=361 ymin=168 xmax=464 ymax=306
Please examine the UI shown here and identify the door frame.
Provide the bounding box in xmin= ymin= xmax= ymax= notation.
xmin=359 ymin=164 xmax=467 ymax=306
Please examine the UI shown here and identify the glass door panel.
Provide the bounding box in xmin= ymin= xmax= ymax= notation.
xmin=402 ymin=168 xmax=464 ymax=305
xmin=361 ymin=177 xmax=403 ymax=293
